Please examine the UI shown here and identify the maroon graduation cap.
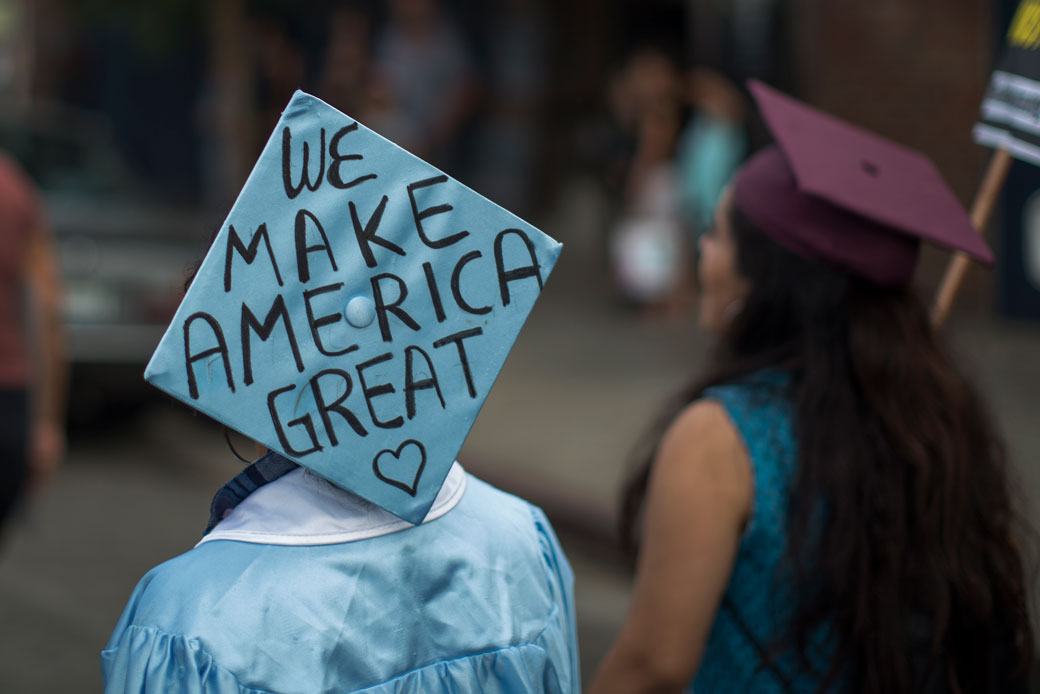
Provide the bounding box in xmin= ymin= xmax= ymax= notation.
xmin=734 ymin=80 xmax=993 ymax=286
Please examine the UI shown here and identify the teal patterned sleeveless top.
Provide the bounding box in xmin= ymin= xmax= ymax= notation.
xmin=691 ymin=371 xmax=834 ymax=693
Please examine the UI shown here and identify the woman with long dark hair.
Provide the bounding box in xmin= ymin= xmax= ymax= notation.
xmin=587 ymin=82 xmax=1033 ymax=693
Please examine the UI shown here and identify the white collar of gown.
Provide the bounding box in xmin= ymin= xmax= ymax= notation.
xmin=196 ymin=462 xmax=467 ymax=547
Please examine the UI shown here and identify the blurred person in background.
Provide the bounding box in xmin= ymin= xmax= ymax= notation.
xmin=588 ymin=84 xmax=1033 ymax=693
xmin=315 ymin=4 xmax=416 ymax=151
xmin=372 ymin=0 xmax=480 ymax=175
xmin=0 ymin=152 xmax=65 ymax=534
xmin=250 ymin=15 xmax=306 ymax=157
xmin=606 ymin=47 xmax=688 ymax=319
xmin=470 ymin=0 xmax=546 ymax=216
xmin=675 ymin=68 xmax=746 ymax=240
xmin=317 ymin=4 xmax=375 ymax=120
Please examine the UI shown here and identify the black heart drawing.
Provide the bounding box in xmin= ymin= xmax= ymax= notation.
xmin=372 ymin=440 xmax=427 ymax=497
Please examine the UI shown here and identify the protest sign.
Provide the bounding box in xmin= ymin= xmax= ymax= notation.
xmin=974 ymin=0 xmax=1040 ymax=164
xmin=145 ymin=91 xmax=562 ymax=524
xmin=934 ymin=0 xmax=1040 ymax=324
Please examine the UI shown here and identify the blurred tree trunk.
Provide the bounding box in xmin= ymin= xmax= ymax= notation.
xmin=205 ymin=0 xmax=252 ymax=213
xmin=11 ymin=0 xmax=45 ymax=104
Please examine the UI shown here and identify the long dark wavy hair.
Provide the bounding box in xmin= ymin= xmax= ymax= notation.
xmin=620 ymin=203 xmax=1034 ymax=693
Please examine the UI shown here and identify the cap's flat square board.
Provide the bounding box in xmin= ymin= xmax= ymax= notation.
xmin=145 ymin=91 xmax=561 ymax=524
xmin=750 ymin=80 xmax=991 ymax=263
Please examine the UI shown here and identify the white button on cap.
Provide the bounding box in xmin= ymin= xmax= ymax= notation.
xmin=344 ymin=296 xmax=375 ymax=328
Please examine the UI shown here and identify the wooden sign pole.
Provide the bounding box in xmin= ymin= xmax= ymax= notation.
xmin=931 ymin=148 xmax=1014 ymax=327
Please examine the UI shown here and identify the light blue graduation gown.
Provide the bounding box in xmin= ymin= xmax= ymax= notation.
xmin=101 ymin=465 xmax=580 ymax=693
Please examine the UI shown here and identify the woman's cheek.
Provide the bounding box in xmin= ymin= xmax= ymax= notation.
xmin=697 ymin=288 xmax=721 ymax=332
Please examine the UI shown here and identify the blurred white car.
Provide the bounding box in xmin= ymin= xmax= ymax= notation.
xmin=0 ymin=105 xmax=208 ymax=418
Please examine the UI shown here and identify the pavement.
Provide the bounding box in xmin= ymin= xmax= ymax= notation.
xmin=2 ymin=188 xmax=1040 ymax=690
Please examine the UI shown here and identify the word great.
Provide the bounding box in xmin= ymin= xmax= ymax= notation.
xmin=263 ymin=326 xmax=483 ymax=458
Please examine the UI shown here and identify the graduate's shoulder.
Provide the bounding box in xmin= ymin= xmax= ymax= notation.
xmin=459 ymin=472 xmax=547 ymax=521
xmin=450 ymin=472 xmax=563 ymax=549
xmin=127 ymin=539 xmax=252 ymax=607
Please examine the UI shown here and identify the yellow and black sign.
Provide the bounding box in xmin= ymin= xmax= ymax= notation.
xmin=975 ymin=0 xmax=1040 ymax=165
xmin=1008 ymin=0 xmax=1040 ymax=50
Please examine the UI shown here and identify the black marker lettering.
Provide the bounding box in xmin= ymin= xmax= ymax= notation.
xmin=432 ymin=327 xmax=483 ymax=398
xmin=406 ymin=175 xmax=469 ymax=248
xmin=295 ymin=209 xmax=338 ymax=283
xmin=183 ymin=312 xmax=235 ymax=400
xmin=355 ymin=352 xmax=404 ymax=429
xmin=241 ymin=295 xmax=305 ymax=387
xmin=451 ymin=250 xmax=491 ymax=315
xmin=303 ymin=282 xmax=358 ymax=357
xmin=282 ymin=127 xmax=325 ymax=199
xmin=267 ymin=384 xmax=322 ymax=456
xmin=403 ymin=345 xmax=446 ymax=419
xmin=350 ymin=195 xmax=403 ymax=269
xmin=370 ymin=273 xmax=421 ymax=343
xmin=494 ymin=228 xmax=543 ymax=306
xmin=311 ymin=368 xmax=367 ymax=444
xmin=224 ymin=223 xmax=283 ymax=292
xmin=422 ymin=261 xmax=447 ymax=323
xmin=327 ymin=123 xmax=377 ymax=190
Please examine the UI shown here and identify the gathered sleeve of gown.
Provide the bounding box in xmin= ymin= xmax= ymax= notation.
xmin=103 ymin=623 xmax=571 ymax=694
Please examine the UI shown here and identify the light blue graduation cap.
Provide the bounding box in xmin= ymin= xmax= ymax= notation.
xmin=145 ymin=91 xmax=561 ymax=524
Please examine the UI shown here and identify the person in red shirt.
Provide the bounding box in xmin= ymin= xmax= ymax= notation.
xmin=0 ymin=152 xmax=65 ymax=531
